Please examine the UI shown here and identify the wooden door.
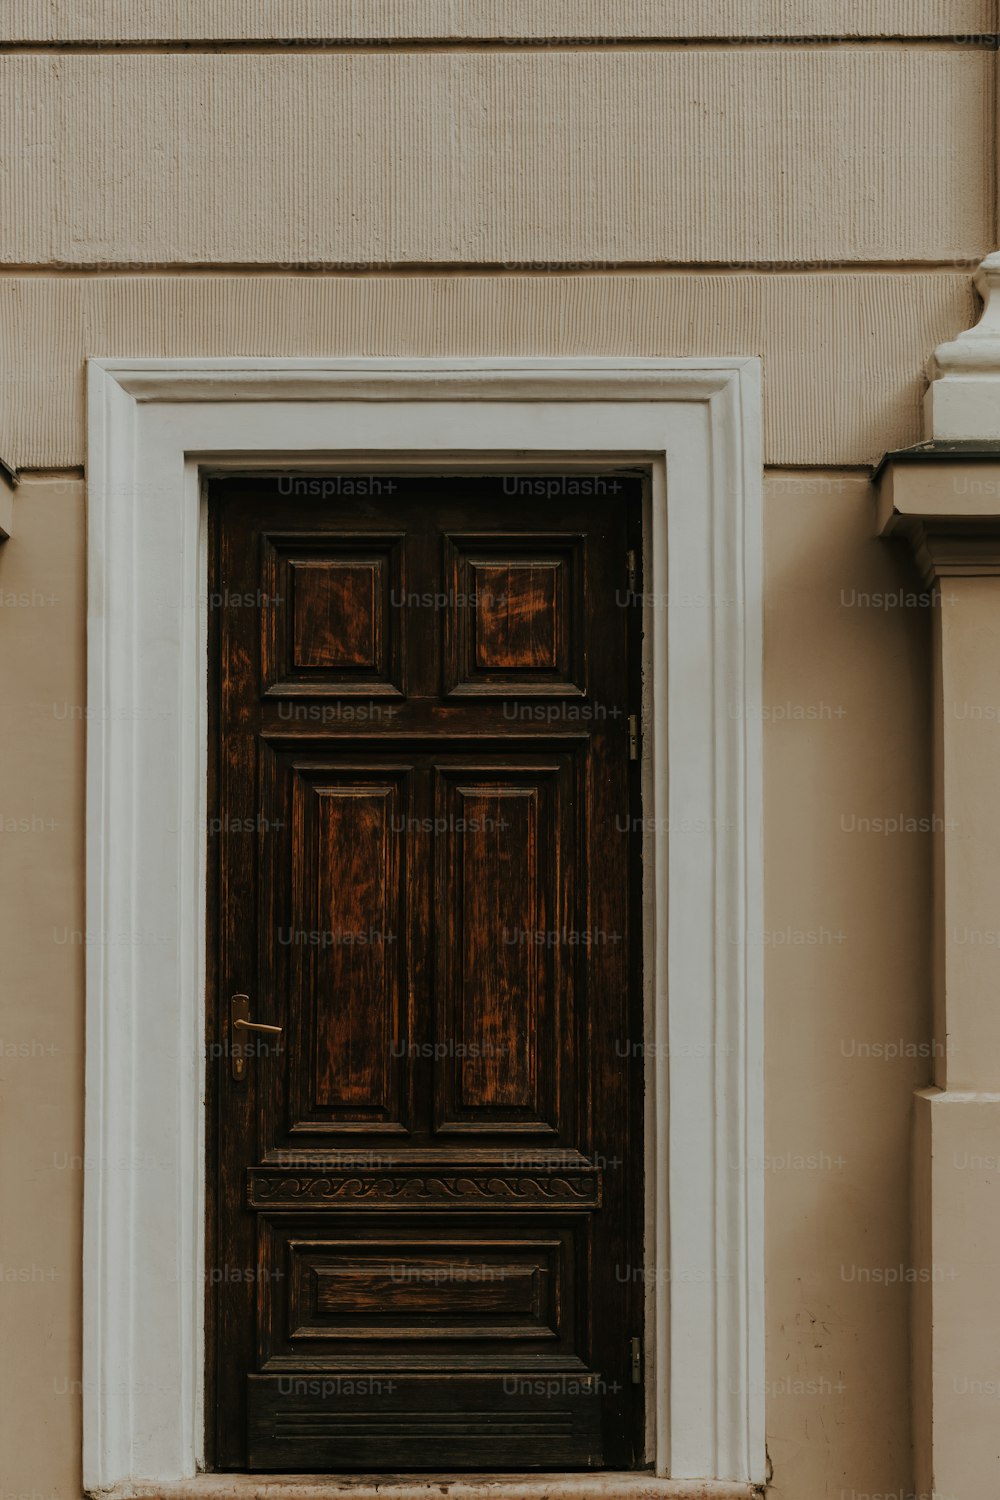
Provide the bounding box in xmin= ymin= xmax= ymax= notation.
xmin=207 ymin=474 xmax=645 ymax=1472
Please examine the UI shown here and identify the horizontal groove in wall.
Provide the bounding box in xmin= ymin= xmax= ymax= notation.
xmin=0 ymin=260 xmax=988 ymax=277
xmin=765 ymin=465 xmax=876 ymax=474
xmin=0 ymin=273 xmax=976 ymax=470
xmin=0 ymin=38 xmax=997 ymax=53
xmin=13 ymin=467 xmax=86 ymax=482
xmin=0 ymin=51 xmax=992 ymax=266
xmin=0 ymin=0 xmax=993 ymax=44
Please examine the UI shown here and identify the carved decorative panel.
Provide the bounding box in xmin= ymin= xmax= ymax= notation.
xmin=248 ymin=1167 xmax=602 ymax=1210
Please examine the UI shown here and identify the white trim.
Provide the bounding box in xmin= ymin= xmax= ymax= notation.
xmin=84 ymin=358 xmax=765 ymax=1490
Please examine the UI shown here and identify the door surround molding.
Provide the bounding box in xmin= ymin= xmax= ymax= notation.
xmin=84 ymin=358 xmax=764 ymax=1491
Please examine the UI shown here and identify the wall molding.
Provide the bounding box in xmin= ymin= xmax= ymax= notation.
xmin=84 ymin=357 xmax=765 ymax=1490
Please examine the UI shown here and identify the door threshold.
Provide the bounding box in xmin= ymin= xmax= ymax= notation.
xmin=101 ymin=1479 xmax=760 ymax=1500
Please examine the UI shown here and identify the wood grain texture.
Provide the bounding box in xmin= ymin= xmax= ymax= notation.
xmin=0 ymin=51 xmax=990 ymax=266
xmin=291 ymin=561 xmax=381 ymax=670
xmin=0 ymin=273 xmax=978 ymax=468
xmin=312 ymin=786 xmax=395 ymax=1109
xmin=262 ymin=533 xmax=404 ymax=698
xmin=210 ymin=477 xmax=644 ymax=1470
xmin=285 ymin=762 xmax=410 ymax=1131
xmin=474 ymin=567 xmax=560 ymax=671
xmin=0 ymin=0 xmax=993 ymax=41
xmin=445 ymin=534 xmax=584 ymax=696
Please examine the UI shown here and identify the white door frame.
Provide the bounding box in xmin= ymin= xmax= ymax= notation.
xmin=83 ymin=358 xmax=765 ymax=1491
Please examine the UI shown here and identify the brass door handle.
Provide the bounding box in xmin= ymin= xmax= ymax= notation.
xmin=230 ymin=993 xmax=283 ymax=1080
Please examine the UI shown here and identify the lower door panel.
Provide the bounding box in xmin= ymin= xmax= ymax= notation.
xmin=247 ymin=1373 xmax=604 ymax=1470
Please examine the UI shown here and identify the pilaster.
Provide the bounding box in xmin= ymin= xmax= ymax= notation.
xmin=878 ymin=254 xmax=1000 ymax=1499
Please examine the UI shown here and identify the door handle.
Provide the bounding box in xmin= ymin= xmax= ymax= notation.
xmin=230 ymin=993 xmax=283 ymax=1080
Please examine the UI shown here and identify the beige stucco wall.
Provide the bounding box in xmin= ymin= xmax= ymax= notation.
xmin=0 ymin=476 xmax=85 ymax=1500
xmin=0 ymin=1 xmax=993 ymax=41
xmin=0 ymin=275 xmax=980 ymax=470
xmin=0 ymin=5 xmax=988 ymax=1497
xmin=0 ymin=52 xmax=992 ymax=267
xmin=764 ymin=474 xmax=932 ymax=1497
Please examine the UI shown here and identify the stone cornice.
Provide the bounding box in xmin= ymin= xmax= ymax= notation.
xmin=877 ymin=447 xmax=1000 ymax=585
xmin=883 ymin=514 xmax=1000 ymax=587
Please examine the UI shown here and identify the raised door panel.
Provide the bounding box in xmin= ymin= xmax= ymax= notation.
xmin=246 ymin=1373 xmax=603 ymax=1471
xmin=260 ymin=532 xmax=405 ymax=698
xmin=443 ymin=533 xmax=586 ymax=697
xmin=251 ymin=1213 xmax=599 ymax=1464
xmin=256 ymin=1218 xmax=582 ymax=1364
xmin=285 ymin=762 xmax=413 ymax=1134
xmin=432 ymin=757 xmax=576 ymax=1136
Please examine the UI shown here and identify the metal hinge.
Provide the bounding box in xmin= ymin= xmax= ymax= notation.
xmin=630 ymin=1337 xmax=642 ymax=1385
xmin=628 ymin=713 xmax=640 ymax=761
xmin=626 ymin=547 xmax=638 ymax=595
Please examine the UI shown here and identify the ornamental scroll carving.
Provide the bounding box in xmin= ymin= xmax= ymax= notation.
xmin=248 ymin=1171 xmax=602 ymax=1210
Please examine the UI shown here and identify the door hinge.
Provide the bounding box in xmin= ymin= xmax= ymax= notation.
xmin=630 ymin=1336 xmax=642 ymax=1385
xmin=626 ymin=547 xmax=638 ymax=595
xmin=628 ymin=713 xmax=640 ymax=761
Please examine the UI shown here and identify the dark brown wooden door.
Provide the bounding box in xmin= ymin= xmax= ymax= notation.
xmin=207 ymin=474 xmax=644 ymax=1473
